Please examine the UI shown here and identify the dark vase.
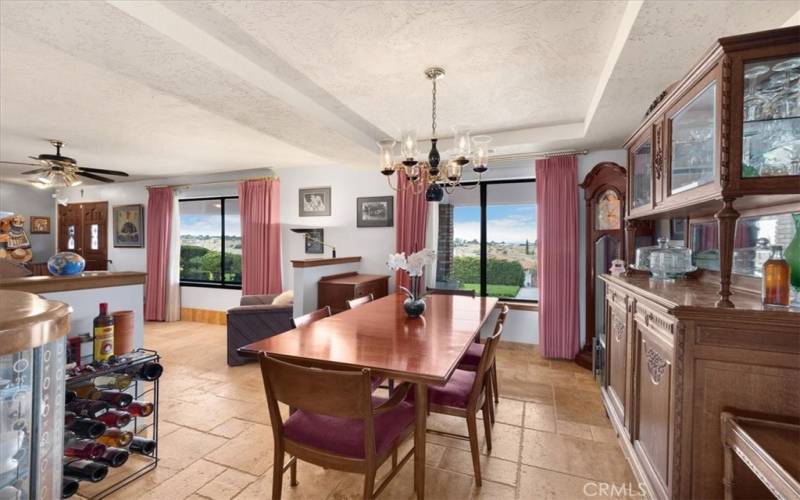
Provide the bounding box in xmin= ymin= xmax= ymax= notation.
xmin=403 ymin=297 xmax=426 ymax=318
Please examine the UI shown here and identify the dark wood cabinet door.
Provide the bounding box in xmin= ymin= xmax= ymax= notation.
xmin=57 ymin=202 xmax=108 ymax=270
xmin=605 ymin=300 xmax=629 ymax=432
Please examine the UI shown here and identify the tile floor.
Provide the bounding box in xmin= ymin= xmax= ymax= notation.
xmin=88 ymin=321 xmax=639 ymax=500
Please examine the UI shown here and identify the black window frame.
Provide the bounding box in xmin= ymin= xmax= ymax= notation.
xmin=178 ymin=195 xmax=242 ymax=290
xmin=443 ymin=177 xmax=538 ymax=303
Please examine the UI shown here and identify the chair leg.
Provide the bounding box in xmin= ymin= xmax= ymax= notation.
xmin=272 ymin=447 xmax=284 ymax=500
xmin=482 ymin=400 xmax=493 ymax=453
xmin=389 ymin=378 xmax=395 ymax=394
xmin=485 ymin=380 xmax=496 ymax=425
xmin=466 ymin=413 xmax=482 ymax=487
xmin=491 ymin=364 xmax=499 ymax=405
xmin=290 ymin=457 xmax=298 ymax=487
xmin=363 ymin=467 xmax=376 ymax=500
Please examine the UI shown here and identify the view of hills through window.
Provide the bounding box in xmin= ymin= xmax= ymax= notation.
xmin=179 ymin=198 xmax=241 ymax=285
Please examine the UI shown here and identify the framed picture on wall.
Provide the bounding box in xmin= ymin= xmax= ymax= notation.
xmin=305 ymin=228 xmax=324 ymax=254
xmin=113 ymin=204 xmax=144 ymax=248
xmin=30 ymin=216 xmax=51 ymax=234
xmin=299 ymin=187 xmax=331 ymax=217
xmin=357 ymin=196 xmax=394 ymax=228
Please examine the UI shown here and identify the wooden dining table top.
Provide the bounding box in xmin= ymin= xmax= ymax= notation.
xmin=239 ymin=292 xmax=499 ymax=385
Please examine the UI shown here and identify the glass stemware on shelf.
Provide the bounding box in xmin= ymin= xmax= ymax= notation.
xmin=742 ymin=56 xmax=800 ymax=178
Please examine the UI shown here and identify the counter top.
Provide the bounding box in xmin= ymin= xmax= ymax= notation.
xmin=0 ymin=271 xmax=147 ymax=294
xmin=0 ymin=290 xmax=71 ymax=355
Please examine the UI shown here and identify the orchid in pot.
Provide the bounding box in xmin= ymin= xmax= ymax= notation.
xmin=387 ymin=248 xmax=436 ymax=318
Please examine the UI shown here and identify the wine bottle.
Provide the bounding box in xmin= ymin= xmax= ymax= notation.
xmin=93 ymin=373 xmax=132 ymax=390
xmin=65 ymin=390 xmax=78 ymax=404
xmin=89 ymin=390 xmax=133 ymax=408
xmin=97 ymin=427 xmax=133 ymax=447
xmin=63 ymin=459 xmax=108 ymax=483
xmin=66 ymin=399 xmax=110 ymax=418
xmin=98 ymin=447 xmax=130 ymax=468
xmin=128 ymin=362 xmax=163 ymax=381
xmin=129 ymin=436 xmax=157 ymax=456
xmin=65 ymin=411 xmax=77 ymax=427
xmin=67 ymin=417 xmax=107 ymax=439
xmin=127 ymin=400 xmax=154 ymax=417
xmin=64 ymin=435 xmax=106 ymax=460
xmin=93 ymin=303 xmax=115 ymax=362
xmin=62 ymin=476 xmax=80 ymax=498
xmin=96 ymin=409 xmax=131 ymax=428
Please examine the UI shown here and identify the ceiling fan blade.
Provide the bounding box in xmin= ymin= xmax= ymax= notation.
xmin=0 ymin=160 xmax=40 ymax=167
xmin=76 ymin=171 xmax=115 ymax=183
xmin=77 ymin=166 xmax=129 ymax=177
xmin=20 ymin=168 xmax=52 ymax=175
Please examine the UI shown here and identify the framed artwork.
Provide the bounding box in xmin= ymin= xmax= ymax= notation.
xmin=305 ymin=228 xmax=324 ymax=254
xmin=113 ymin=204 xmax=144 ymax=248
xmin=595 ymin=190 xmax=621 ymax=230
xmin=299 ymin=187 xmax=331 ymax=217
xmin=357 ymin=196 xmax=394 ymax=228
xmin=30 ymin=216 xmax=51 ymax=234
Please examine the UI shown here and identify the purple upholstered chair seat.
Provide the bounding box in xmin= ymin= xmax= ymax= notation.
xmin=458 ymin=343 xmax=484 ymax=368
xmin=428 ymin=369 xmax=477 ymax=408
xmin=283 ymin=396 xmax=414 ymax=459
xmin=370 ymin=376 xmax=385 ymax=391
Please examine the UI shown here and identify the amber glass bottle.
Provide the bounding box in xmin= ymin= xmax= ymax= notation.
xmin=762 ymin=245 xmax=790 ymax=306
xmin=93 ymin=302 xmax=115 ymax=362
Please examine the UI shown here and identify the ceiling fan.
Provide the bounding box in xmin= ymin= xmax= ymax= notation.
xmin=0 ymin=140 xmax=129 ymax=188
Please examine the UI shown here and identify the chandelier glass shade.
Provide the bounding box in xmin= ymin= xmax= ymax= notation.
xmin=379 ymin=67 xmax=490 ymax=201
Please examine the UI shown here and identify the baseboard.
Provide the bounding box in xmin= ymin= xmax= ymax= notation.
xmin=180 ymin=307 xmax=227 ymax=325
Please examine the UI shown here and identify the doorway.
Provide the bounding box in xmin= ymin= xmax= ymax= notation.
xmin=57 ymin=202 xmax=108 ymax=270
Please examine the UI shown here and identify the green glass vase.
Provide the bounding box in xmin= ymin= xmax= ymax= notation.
xmin=784 ymin=213 xmax=800 ymax=293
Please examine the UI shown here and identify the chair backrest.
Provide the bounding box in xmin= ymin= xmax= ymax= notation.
xmin=292 ymin=305 xmax=331 ymax=328
xmin=426 ymin=287 xmax=476 ymax=298
xmin=346 ymin=293 xmax=374 ymax=309
xmin=494 ymin=304 xmax=510 ymax=333
xmin=468 ymin=322 xmax=504 ymax=405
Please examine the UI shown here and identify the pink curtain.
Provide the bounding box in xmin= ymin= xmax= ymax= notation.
xmin=536 ymin=156 xmax=580 ymax=359
xmin=395 ymin=175 xmax=429 ymax=293
xmin=238 ymin=179 xmax=282 ymax=295
xmin=144 ymin=187 xmax=173 ymax=321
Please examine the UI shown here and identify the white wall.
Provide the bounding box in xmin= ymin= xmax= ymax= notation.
xmin=0 ymin=181 xmax=57 ymax=261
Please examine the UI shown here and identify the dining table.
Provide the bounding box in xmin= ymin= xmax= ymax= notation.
xmin=239 ymin=291 xmax=498 ymax=499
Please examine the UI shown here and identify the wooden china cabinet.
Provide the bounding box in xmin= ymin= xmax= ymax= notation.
xmin=600 ymin=27 xmax=800 ymax=500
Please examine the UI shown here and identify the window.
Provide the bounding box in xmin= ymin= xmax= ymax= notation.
xmin=436 ymin=179 xmax=537 ymax=301
xmin=179 ymin=197 xmax=242 ymax=288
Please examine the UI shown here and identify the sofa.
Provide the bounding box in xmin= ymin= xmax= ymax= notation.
xmin=226 ymin=292 xmax=294 ymax=366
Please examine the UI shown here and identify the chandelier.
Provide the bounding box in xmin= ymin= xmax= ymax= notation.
xmin=379 ymin=67 xmax=491 ymax=202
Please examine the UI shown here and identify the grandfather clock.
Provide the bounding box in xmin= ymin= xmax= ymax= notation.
xmin=576 ymin=163 xmax=626 ymax=372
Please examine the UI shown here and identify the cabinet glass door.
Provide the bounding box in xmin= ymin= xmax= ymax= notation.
xmin=671 ymin=82 xmax=716 ymax=194
xmin=742 ymin=56 xmax=800 ymax=177
xmin=632 ymin=140 xmax=652 ymax=209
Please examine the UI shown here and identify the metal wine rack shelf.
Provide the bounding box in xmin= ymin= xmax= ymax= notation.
xmin=65 ymin=348 xmax=160 ymax=499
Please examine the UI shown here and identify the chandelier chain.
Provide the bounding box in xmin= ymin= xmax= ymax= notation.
xmin=431 ymin=79 xmax=437 ymax=139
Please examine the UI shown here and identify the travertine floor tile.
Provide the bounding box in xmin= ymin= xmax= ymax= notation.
xmin=438 ymin=446 xmax=519 ymax=486
xmin=137 ymin=459 xmax=225 ymax=500
xmin=476 ymin=398 xmax=524 ymax=426
xmin=209 ymin=417 xmax=256 ymax=439
xmin=157 ymin=426 xmax=227 ymax=470
xmin=195 ymin=468 xmax=257 ymax=499
xmin=204 ymin=423 xmax=274 ymax=475
xmin=523 ymin=402 xmax=556 ymax=431
xmin=239 ymin=461 xmax=348 ymax=499
xmin=521 ymin=429 xmax=631 ymax=482
xmin=556 ymin=420 xmax=594 ymax=440
xmin=590 ymin=425 xmax=619 ymax=444
xmin=553 ymin=386 xmax=610 ymax=427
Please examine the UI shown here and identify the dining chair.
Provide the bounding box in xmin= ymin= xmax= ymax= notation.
xmin=425 ymin=322 xmax=504 ymax=487
xmin=458 ymin=305 xmax=509 ymax=424
xmin=346 ymin=293 xmax=374 ymax=309
xmin=291 ymin=305 xmax=331 ymax=328
xmin=259 ymin=354 xmax=416 ymax=500
xmin=426 ymin=287 xmax=476 ymax=297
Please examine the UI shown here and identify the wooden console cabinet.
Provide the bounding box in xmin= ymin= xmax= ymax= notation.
xmin=600 ymin=274 xmax=799 ymax=500
xmin=317 ymin=272 xmax=389 ymax=313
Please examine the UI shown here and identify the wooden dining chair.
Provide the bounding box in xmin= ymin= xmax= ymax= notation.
xmin=346 ymin=293 xmax=374 ymax=309
xmin=425 ymin=322 xmax=504 ymax=487
xmin=426 ymin=287 xmax=476 ymax=297
xmin=259 ymin=354 xmax=416 ymax=500
xmin=458 ymin=305 xmax=509 ymax=424
xmin=291 ymin=306 xmax=331 ymax=328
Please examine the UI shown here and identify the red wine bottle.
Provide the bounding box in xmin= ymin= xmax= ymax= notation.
xmin=128 ymin=362 xmax=163 ymax=381
xmin=126 ymin=400 xmax=154 ymax=417
xmin=97 ymin=447 xmax=130 ymax=468
xmin=65 ymin=391 xmax=78 ymax=404
xmin=64 ymin=436 xmax=106 ymax=460
xmin=90 ymin=390 xmax=133 ymax=408
xmin=66 ymin=399 xmax=110 ymax=418
xmin=64 ymin=411 xmax=77 ymax=427
xmin=67 ymin=417 xmax=107 ymax=439
xmin=129 ymin=436 xmax=156 ymax=456
xmin=96 ymin=409 xmax=131 ymax=428
xmin=62 ymin=476 xmax=80 ymax=498
xmin=63 ymin=460 xmax=108 ymax=483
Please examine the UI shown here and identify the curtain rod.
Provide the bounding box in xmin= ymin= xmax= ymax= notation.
xmin=489 ymin=149 xmax=589 ymax=162
xmin=146 ymin=175 xmax=278 ymax=190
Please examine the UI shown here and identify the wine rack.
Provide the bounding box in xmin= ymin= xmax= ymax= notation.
xmin=64 ymin=349 xmax=160 ymax=499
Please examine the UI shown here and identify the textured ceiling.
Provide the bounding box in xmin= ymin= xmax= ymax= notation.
xmin=0 ymin=1 xmax=798 ymax=184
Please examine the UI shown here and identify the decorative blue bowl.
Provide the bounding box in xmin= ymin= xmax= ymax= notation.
xmin=47 ymin=252 xmax=86 ymax=276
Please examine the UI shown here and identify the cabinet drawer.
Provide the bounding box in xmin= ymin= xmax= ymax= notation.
xmin=606 ymin=284 xmax=628 ymax=311
xmin=354 ymin=278 xmax=387 ymax=299
xmin=634 ymin=298 xmax=675 ymax=337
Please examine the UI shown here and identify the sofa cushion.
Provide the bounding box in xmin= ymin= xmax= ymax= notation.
xmin=283 ymin=396 xmax=414 ymax=458
xmin=272 ymin=290 xmax=294 ymax=306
